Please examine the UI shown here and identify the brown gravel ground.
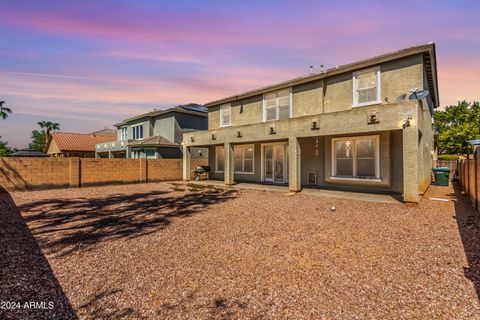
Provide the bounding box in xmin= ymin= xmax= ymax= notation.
xmin=1 ymin=182 xmax=479 ymax=319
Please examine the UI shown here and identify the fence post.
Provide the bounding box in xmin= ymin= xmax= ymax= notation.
xmin=475 ymin=155 xmax=478 ymax=210
xmin=69 ymin=157 xmax=81 ymax=188
xmin=139 ymin=158 xmax=148 ymax=183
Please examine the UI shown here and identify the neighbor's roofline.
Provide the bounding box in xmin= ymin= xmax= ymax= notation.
xmin=204 ymin=42 xmax=439 ymax=108
xmin=114 ymin=106 xmax=207 ymax=127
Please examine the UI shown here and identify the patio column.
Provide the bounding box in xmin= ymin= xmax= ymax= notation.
xmin=182 ymin=145 xmax=191 ymax=181
xmin=288 ymin=136 xmax=301 ymax=192
xmin=402 ymin=123 xmax=420 ymax=203
xmin=224 ymin=141 xmax=234 ymax=185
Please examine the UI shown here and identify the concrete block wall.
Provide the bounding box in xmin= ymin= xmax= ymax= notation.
xmin=0 ymin=157 xmax=207 ymax=192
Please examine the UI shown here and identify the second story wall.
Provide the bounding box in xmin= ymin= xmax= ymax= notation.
xmin=207 ymin=54 xmax=424 ymax=130
xmin=153 ymin=115 xmax=175 ymax=142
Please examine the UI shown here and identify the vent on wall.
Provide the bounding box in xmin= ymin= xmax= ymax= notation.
xmin=308 ymin=170 xmax=317 ymax=185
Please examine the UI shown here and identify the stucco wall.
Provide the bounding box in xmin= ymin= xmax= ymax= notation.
xmin=206 ymin=131 xmax=403 ymax=193
xmin=207 ymin=54 xmax=424 ymax=130
xmin=153 ymin=115 xmax=175 ymax=142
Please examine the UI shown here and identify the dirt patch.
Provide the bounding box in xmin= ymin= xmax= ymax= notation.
xmin=2 ymin=182 xmax=479 ymax=319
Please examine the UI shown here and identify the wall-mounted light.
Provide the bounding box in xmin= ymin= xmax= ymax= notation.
xmin=402 ymin=115 xmax=413 ymax=129
xmin=191 ymin=136 xmax=195 ymax=142
xmin=237 ymin=131 xmax=242 ymax=138
xmin=212 ymin=133 xmax=216 ymax=140
xmin=269 ymin=126 xmax=276 ymax=135
xmin=311 ymin=121 xmax=320 ymax=130
xmin=367 ymin=112 xmax=379 ymax=125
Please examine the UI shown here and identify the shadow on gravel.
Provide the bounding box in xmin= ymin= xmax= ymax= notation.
xmin=19 ymin=185 xmax=237 ymax=257
xmin=451 ymin=182 xmax=480 ymax=304
xmin=0 ymin=187 xmax=78 ymax=320
xmin=78 ymin=289 xmax=135 ymax=319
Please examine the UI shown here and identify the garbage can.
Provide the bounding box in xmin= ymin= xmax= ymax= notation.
xmin=432 ymin=167 xmax=450 ymax=186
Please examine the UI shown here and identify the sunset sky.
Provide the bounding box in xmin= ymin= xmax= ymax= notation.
xmin=0 ymin=0 xmax=479 ymax=147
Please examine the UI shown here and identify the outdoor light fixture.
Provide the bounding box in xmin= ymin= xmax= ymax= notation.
xmin=311 ymin=121 xmax=319 ymax=130
xmin=237 ymin=130 xmax=242 ymax=138
xmin=402 ymin=115 xmax=412 ymax=129
xmin=191 ymin=136 xmax=195 ymax=142
xmin=367 ymin=112 xmax=379 ymax=125
xmin=211 ymin=133 xmax=216 ymax=140
xmin=269 ymin=126 xmax=276 ymax=135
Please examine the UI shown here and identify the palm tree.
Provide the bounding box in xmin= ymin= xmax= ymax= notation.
xmin=38 ymin=121 xmax=60 ymax=146
xmin=0 ymin=101 xmax=12 ymax=119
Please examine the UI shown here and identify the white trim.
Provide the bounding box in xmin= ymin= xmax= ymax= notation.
xmin=262 ymin=88 xmax=293 ymax=122
xmin=330 ymin=177 xmax=382 ymax=183
xmin=260 ymin=142 xmax=288 ymax=183
xmin=331 ymin=135 xmax=380 ymax=179
xmin=219 ymin=103 xmax=231 ymax=127
xmin=234 ymin=144 xmax=255 ymax=174
xmin=352 ymin=66 xmax=381 ymax=108
xmin=215 ymin=145 xmax=224 ymax=173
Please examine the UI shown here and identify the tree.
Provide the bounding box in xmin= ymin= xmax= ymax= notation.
xmin=0 ymin=136 xmax=14 ymax=156
xmin=29 ymin=130 xmax=47 ymax=152
xmin=37 ymin=120 xmax=60 ymax=147
xmin=0 ymin=101 xmax=12 ymax=120
xmin=434 ymin=100 xmax=480 ymax=155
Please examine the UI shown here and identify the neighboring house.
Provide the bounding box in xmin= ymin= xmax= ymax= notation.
xmin=96 ymin=104 xmax=208 ymax=159
xmin=91 ymin=128 xmax=116 ymax=136
xmin=183 ymin=43 xmax=439 ymax=203
xmin=46 ymin=132 xmax=117 ymax=157
xmin=468 ymin=140 xmax=480 ymax=156
xmin=9 ymin=149 xmax=47 ymax=157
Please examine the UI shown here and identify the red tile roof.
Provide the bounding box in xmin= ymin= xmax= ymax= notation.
xmin=50 ymin=132 xmax=117 ymax=152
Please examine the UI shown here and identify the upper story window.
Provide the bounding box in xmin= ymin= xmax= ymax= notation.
xmin=220 ymin=104 xmax=231 ymax=127
xmin=120 ymin=127 xmax=128 ymax=140
xmin=132 ymin=124 xmax=144 ymax=140
xmin=353 ymin=67 xmax=381 ymax=107
xmin=263 ymin=89 xmax=292 ymax=121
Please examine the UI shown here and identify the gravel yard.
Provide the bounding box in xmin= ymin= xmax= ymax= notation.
xmin=1 ymin=182 xmax=479 ymax=319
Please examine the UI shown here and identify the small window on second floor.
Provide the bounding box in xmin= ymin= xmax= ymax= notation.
xmin=353 ymin=67 xmax=381 ymax=107
xmin=263 ymin=89 xmax=292 ymax=121
xmin=120 ymin=127 xmax=128 ymax=140
xmin=220 ymin=104 xmax=231 ymax=127
xmin=132 ymin=125 xmax=143 ymax=140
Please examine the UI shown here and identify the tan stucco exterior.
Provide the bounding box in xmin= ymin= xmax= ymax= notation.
xmin=184 ymin=44 xmax=438 ymax=203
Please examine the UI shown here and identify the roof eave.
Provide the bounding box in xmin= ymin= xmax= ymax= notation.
xmin=204 ymin=43 xmax=437 ymax=108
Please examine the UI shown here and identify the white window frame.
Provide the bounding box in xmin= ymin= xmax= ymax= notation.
xmin=234 ymin=144 xmax=255 ymax=174
xmin=219 ymin=104 xmax=231 ymax=127
xmin=331 ymin=135 xmax=380 ymax=181
xmin=215 ymin=146 xmax=224 ymax=173
xmin=120 ymin=127 xmax=128 ymax=140
xmin=352 ymin=66 xmax=381 ymax=107
xmin=132 ymin=124 xmax=144 ymax=140
xmin=262 ymin=88 xmax=293 ymax=122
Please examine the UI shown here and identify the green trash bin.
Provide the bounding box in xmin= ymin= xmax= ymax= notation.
xmin=432 ymin=167 xmax=450 ymax=186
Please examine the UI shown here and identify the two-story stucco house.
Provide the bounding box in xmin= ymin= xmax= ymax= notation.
xmin=183 ymin=43 xmax=439 ymax=203
xmin=96 ymin=104 xmax=208 ymax=159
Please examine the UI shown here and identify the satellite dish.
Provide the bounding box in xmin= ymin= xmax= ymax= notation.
xmin=409 ymin=89 xmax=430 ymax=100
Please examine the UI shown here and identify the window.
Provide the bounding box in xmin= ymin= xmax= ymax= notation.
xmin=120 ymin=127 xmax=128 ymax=140
xmin=353 ymin=67 xmax=381 ymax=107
xmin=234 ymin=144 xmax=254 ymax=173
xmin=132 ymin=125 xmax=144 ymax=140
xmin=332 ymin=135 xmax=380 ymax=180
xmin=145 ymin=148 xmax=156 ymax=159
xmin=220 ymin=104 xmax=231 ymax=127
xmin=263 ymin=89 xmax=292 ymax=121
xmin=215 ymin=146 xmax=224 ymax=172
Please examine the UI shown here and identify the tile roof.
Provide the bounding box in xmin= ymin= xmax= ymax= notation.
xmin=50 ymin=132 xmax=117 ymax=152
xmin=128 ymin=135 xmax=177 ymax=147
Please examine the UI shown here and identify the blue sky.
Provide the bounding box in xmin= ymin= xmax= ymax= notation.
xmin=0 ymin=0 xmax=479 ymax=147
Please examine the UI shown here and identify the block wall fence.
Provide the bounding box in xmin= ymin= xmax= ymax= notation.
xmin=0 ymin=157 xmax=206 ymax=192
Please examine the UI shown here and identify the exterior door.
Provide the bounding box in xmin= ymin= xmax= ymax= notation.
xmin=264 ymin=144 xmax=287 ymax=183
